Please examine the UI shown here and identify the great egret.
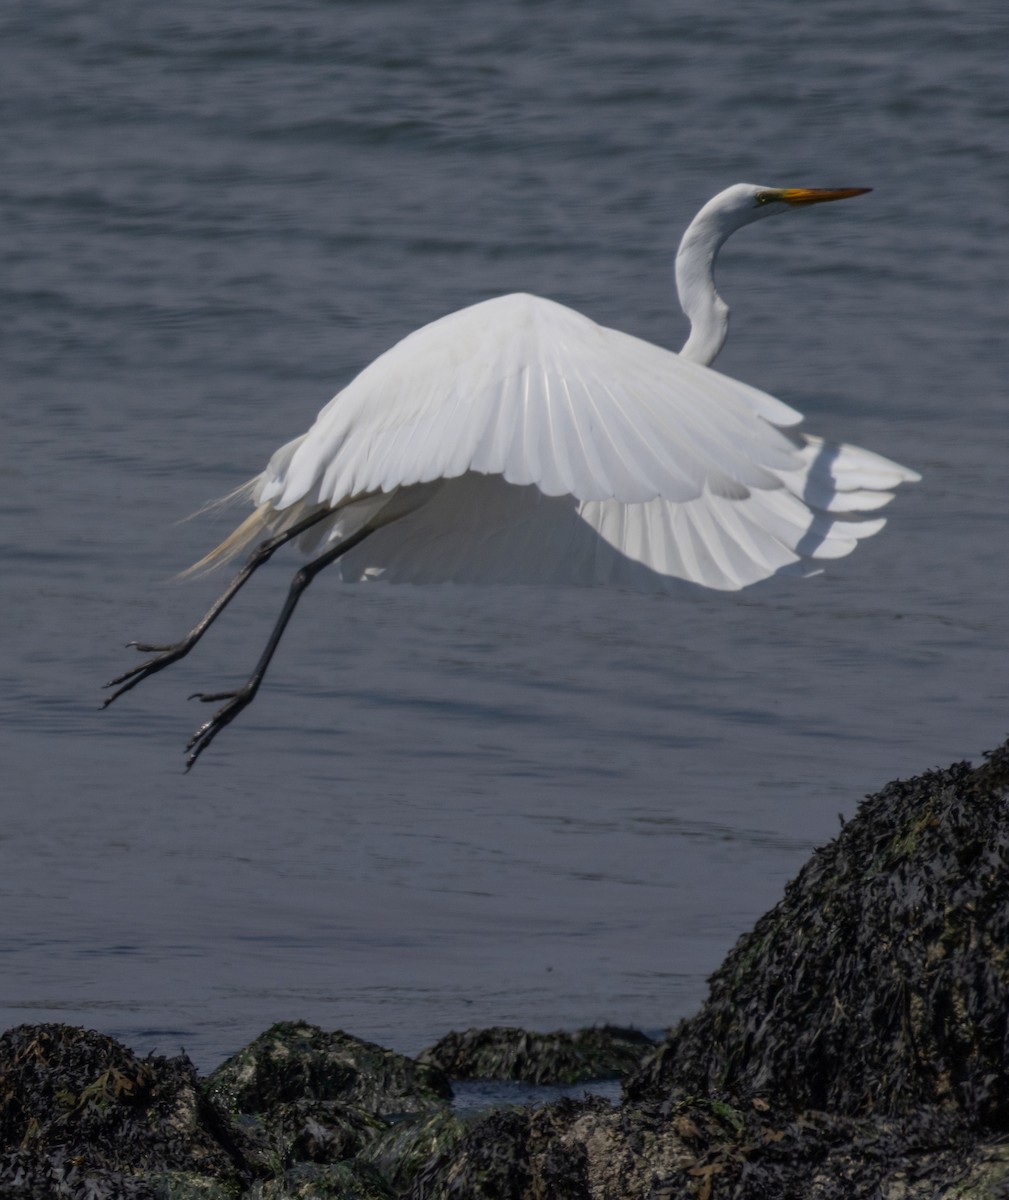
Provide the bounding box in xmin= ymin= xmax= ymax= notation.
xmin=105 ymin=183 xmax=919 ymax=768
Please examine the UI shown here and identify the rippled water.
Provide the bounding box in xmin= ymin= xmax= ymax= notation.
xmin=2 ymin=2 xmax=1007 ymax=1071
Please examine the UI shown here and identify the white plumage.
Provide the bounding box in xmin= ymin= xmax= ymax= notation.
xmin=244 ymin=290 xmax=914 ymax=592
xmin=105 ymin=182 xmax=920 ymax=765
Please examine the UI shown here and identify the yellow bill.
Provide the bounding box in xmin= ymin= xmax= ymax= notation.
xmin=777 ymin=187 xmax=872 ymax=206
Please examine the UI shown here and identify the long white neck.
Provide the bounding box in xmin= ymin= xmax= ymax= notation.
xmin=675 ymin=208 xmax=733 ymax=366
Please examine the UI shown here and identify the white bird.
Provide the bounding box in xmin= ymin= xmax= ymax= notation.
xmin=105 ymin=183 xmax=919 ymax=767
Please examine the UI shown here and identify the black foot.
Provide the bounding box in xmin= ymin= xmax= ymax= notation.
xmin=185 ymin=688 xmax=254 ymax=770
xmin=103 ymin=643 xmax=190 ymax=707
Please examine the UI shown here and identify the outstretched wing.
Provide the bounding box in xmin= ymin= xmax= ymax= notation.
xmin=246 ymin=292 xmax=917 ymax=591
xmin=256 ymin=293 xmax=812 ymax=511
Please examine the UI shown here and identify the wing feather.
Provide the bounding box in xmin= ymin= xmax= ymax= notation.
xmin=260 ymin=293 xmax=814 ymax=511
xmin=237 ymin=291 xmax=916 ymax=591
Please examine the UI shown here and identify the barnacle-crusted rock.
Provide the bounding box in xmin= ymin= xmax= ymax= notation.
xmin=627 ymin=741 xmax=1009 ymax=1126
xmin=0 ymin=1023 xmax=250 ymax=1198
xmin=417 ymin=1025 xmax=653 ymax=1085
xmin=205 ymin=1022 xmax=452 ymax=1120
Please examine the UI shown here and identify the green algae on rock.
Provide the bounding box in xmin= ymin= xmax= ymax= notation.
xmin=409 ymin=1096 xmax=681 ymax=1200
xmin=411 ymin=740 xmax=1009 ymax=1199
xmin=245 ymin=1159 xmax=394 ymax=1199
xmin=356 ymin=1108 xmax=472 ymax=1194
xmin=417 ymin=1025 xmax=654 ymax=1086
xmin=248 ymin=1098 xmax=387 ymax=1170
xmin=205 ymin=1022 xmax=452 ymax=1120
xmin=626 ymin=741 xmax=1009 ymax=1126
xmin=407 ymin=1095 xmax=1009 ymax=1200
xmin=0 ymin=1022 xmax=464 ymax=1199
xmin=0 ymin=1023 xmax=252 ymax=1198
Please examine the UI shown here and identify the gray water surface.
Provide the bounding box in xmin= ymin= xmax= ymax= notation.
xmin=2 ymin=2 xmax=1007 ymax=1071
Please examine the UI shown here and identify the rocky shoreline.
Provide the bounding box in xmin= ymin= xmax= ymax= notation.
xmin=3 ymin=740 xmax=1008 ymax=1198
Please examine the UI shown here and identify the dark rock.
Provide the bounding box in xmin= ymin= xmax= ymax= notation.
xmin=412 ymin=741 xmax=1009 ymax=1198
xmin=409 ymin=1092 xmax=1009 ymax=1199
xmin=205 ymin=1022 xmax=452 ymax=1120
xmin=357 ymin=1107 xmax=471 ymax=1193
xmin=260 ymin=1099 xmax=386 ymax=1166
xmin=247 ymin=1159 xmax=394 ymax=1199
xmin=0 ymin=1023 xmax=251 ymax=1198
xmin=626 ymin=741 xmax=1009 ymax=1126
xmin=410 ymin=1098 xmax=606 ymax=1200
xmin=418 ymin=1025 xmax=654 ymax=1085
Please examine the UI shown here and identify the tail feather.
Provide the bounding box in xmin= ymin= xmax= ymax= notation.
xmin=178 ymin=504 xmax=275 ymax=578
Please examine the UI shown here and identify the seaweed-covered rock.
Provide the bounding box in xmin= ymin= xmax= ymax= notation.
xmin=409 ymin=1094 xmax=1009 ymax=1200
xmin=404 ymin=739 xmax=1009 ymax=1198
xmin=627 ymin=742 xmax=1009 ymax=1127
xmin=409 ymin=1097 xmax=798 ymax=1199
xmin=357 ymin=1107 xmax=472 ymax=1193
xmin=418 ymin=1026 xmax=653 ymax=1085
xmin=247 ymin=1159 xmax=394 ymax=1199
xmin=0 ymin=1023 xmax=251 ymax=1198
xmin=409 ymin=1098 xmax=608 ymax=1200
xmin=260 ymin=1099 xmax=386 ymax=1166
xmin=205 ymin=1022 xmax=452 ymax=1120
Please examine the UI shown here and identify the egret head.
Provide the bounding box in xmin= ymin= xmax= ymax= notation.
xmin=676 ymin=182 xmax=871 ymax=366
xmin=702 ymin=183 xmax=872 ymax=233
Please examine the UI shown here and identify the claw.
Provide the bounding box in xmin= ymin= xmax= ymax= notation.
xmin=107 ymin=510 xmax=361 ymax=766
xmin=186 ymin=722 xmax=204 ymax=751
xmin=184 ymin=688 xmax=253 ymax=770
xmin=103 ymin=645 xmax=187 ymax=707
xmin=105 ymin=662 xmax=150 ymax=689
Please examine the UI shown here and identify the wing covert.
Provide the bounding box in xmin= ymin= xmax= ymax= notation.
xmin=255 ymin=293 xmax=811 ymax=513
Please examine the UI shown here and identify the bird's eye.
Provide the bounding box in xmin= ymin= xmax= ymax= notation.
xmin=755 ymin=192 xmax=774 ymax=206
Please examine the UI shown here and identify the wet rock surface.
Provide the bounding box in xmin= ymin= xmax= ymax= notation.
xmin=411 ymin=739 xmax=1009 ymax=1197
xmin=410 ymin=1096 xmax=1009 ymax=1199
xmin=203 ymin=1022 xmax=464 ymax=1198
xmin=3 ymin=741 xmax=1009 ymax=1197
xmin=246 ymin=1159 xmax=395 ymax=1199
xmin=0 ymin=1023 xmax=253 ymax=1198
xmin=206 ymin=1022 xmax=453 ymax=1120
xmin=417 ymin=1025 xmax=654 ymax=1085
xmin=627 ymin=740 xmax=1009 ymax=1125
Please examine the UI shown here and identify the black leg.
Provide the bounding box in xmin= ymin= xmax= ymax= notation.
xmin=184 ymin=524 xmax=375 ymax=770
xmin=103 ymin=508 xmax=333 ymax=707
